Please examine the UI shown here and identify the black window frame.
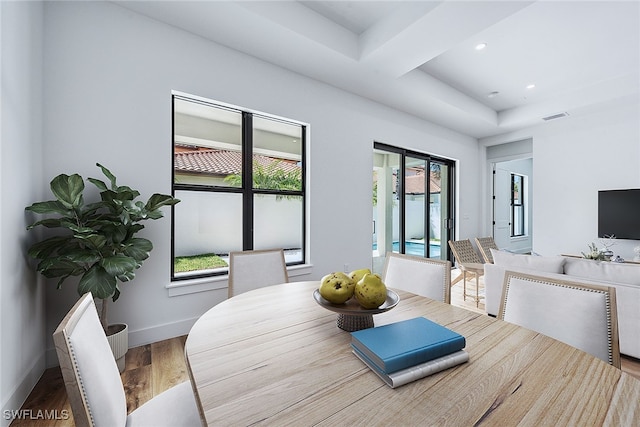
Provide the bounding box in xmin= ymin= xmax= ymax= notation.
xmin=171 ymin=94 xmax=307 ymax=281
xmin=511 ymin=173 xmax=525 ymax=237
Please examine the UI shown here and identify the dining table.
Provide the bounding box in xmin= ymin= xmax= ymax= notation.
xmin=184 ymin=281 xmax=640 ymax=426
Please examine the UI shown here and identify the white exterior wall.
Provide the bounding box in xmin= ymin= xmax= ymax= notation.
xmin=174 ymin=191 xmax=302 ymax=255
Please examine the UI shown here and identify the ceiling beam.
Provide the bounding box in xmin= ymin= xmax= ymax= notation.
xmin=359 ymin=1 xmax=534 ymax=78
xmin=238 ymin=1 xmax=359 ymax=59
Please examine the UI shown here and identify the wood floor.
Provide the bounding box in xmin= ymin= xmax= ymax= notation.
xmin=10 ymin=274 xmax=640 ymax=426
xmin=10 ymin=337 xmax=190 ymax=427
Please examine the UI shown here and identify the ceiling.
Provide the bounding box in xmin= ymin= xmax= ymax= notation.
xmin=115 ymin=0 xmax=640 ymax=139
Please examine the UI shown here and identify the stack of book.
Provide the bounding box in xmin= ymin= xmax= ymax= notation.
xmin=351 ymin=316 xmax=468 ymax=388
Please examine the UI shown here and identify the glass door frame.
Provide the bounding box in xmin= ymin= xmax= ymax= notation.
xmin=373 ymin=142 xmax=456 ymax=262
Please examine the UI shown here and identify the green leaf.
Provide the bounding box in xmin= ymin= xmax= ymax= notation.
xmin=66 ymin=222 xmax=98 ymax=234
xmin=115 ymin=186 xmax=140 ymax=200
xmin=96 ymin=163 xmax=118 ymax=190
xmin=124 ymin=201 xmax=144 ymax=219
xmin=145 ymin=210 xmax=163 ymax=220
xmin=117 ymin=270 xmax=136 ymax=282
xmin=25 ymin=200 xmax=72 ymax=216
xmin=27 ymin=218 xmax=66 ymax=229
xmin=50 ymin=174 xmax=84 ymax=209
xmin=75 ymin=233 xmax=107 ymax=251
xmin=145 ymin=193 xmax=180 ymax=211
xmin=97 ymin=222 xmax=127 ymax=244
xmin=124 ymin=238 xmax=153 ymax=262
xmin=83 ymin=200 xmax=107 ymax=214
xmin=28 ymin=236 xmax=74 ymax=259
xmin=129 ymin=224 xmax=145 ymax=234
xmin=57 ymin=247 xmax=101 ymax=264
xmin=101 ymin=254 xmax=138 ymax=277
xmin=78 ymin=265 xmax=117 ymax=300
xmin=55 ymin=275 xmax=73 ymax=290
xmin=99 ymin=189 xmax=119 ymax=205
xmin=88 ymin=177 xmax=108 ymax=192
xmin=37 ymin=258 xmax=84 ymax=279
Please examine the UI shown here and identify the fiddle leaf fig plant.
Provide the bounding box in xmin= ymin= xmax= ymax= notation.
xmin=25 ymin=163 xmax=180 ymax=332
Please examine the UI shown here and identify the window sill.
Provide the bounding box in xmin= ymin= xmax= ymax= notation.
xmin=165 ymin=263 xmax=314 ymax=297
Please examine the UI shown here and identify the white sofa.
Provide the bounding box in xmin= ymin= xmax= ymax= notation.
xmin=484 ymin=249 xmax=640 ymax=359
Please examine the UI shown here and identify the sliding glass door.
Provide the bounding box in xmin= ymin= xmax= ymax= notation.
xmin=372 ymin=143 xmax=454 ymax=273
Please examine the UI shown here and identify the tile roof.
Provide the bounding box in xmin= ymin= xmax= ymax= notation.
xmin=174 ymin=149 xmax=300 ymax=176
xmin=405 ymin=174 xmax=442 ymax=194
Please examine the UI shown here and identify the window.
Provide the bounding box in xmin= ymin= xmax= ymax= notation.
xmin=172 ymin=93 xmax=306 ymax=280
xmin=372 ymin=143 xmax=455 ymax=273
xmin=511 ymin=173 xmax=525 ymax=237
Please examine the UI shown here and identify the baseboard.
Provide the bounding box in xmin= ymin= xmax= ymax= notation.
xmin=127 ymin=316 xmax=199 ymax=348
xmin=2 ymin=353 xmax=46 ymax=427
xmin=45 ymin=316 xmax=201 ymax=368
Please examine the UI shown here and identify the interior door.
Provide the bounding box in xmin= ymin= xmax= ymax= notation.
xmin=493 ymin=165 xmax=511 ymax=248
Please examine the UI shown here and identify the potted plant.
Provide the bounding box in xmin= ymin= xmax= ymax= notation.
xmin=25 ymin=163 xmax=179 ymax=371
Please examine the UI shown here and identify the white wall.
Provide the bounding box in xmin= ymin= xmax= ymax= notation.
xmin=481 ymin=101 xmax=640 ymax=260
xmin=0 ymin=2 xmax=45 ymax=424
xmin=40 ymin=1 xmax=482 ymax=365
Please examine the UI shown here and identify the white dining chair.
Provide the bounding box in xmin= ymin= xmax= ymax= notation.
xmin=228 ymin=248 xmax=289 ymax=298
xmin=382 ymin=252 xmax=452 ymax=303
xmin=52 ymin=293 xmax=201 ymax=427
xmin=498 ymin=271 xmax=620 ymax=368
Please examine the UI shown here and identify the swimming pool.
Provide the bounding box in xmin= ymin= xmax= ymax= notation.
xmin=373 ymin=241 xmax=441 ymax=258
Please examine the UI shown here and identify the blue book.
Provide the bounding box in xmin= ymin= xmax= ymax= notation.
xmin=350 ymin=317 xmax=466 ymax=374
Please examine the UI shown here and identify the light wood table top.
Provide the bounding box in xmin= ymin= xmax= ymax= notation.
xmin=185 ymin=281 xmax=640 ymax=426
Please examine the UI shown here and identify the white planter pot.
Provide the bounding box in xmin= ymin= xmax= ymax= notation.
xmin=106 ymin=323 xmax=128 ymax=373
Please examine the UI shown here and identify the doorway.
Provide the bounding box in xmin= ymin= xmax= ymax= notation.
xmin=492 ymin=158 xmax=533 ymax=253
xmin=372 ymin=143 xmax=455 ymax=273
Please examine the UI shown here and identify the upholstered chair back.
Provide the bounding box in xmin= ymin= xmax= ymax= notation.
xmin=498 ymin=271 xmax=620 ymax=368
xmin=228 ymin=248 xmax=289 ymax=298
xmin=382 ymin=252 xmax=452 ymax=303
xmin=53 ymin=293 xmax=128 ymax=427
xmin=54 ymin=293 xmax=202 ymax=427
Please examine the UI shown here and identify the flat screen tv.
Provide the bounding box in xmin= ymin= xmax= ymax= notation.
xmin=598 ymin=189 xmax=640 ymax=240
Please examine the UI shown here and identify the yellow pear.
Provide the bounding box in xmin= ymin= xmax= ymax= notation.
xmin=319 ymin=272 xmax=355 ymax=304
xmin=354 ymin=273 xmax=387 ymax=309
xmin=348 ymin=268 xmax=371 ymax=284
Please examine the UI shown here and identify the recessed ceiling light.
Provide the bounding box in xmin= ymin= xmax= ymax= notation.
xmin=526 ymin=84 xmax=536 ymax=89
xmin=475 ymin=43 xmax=487 ymax=51
xmin=488 ymin=91 xmax=499 ymax=98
